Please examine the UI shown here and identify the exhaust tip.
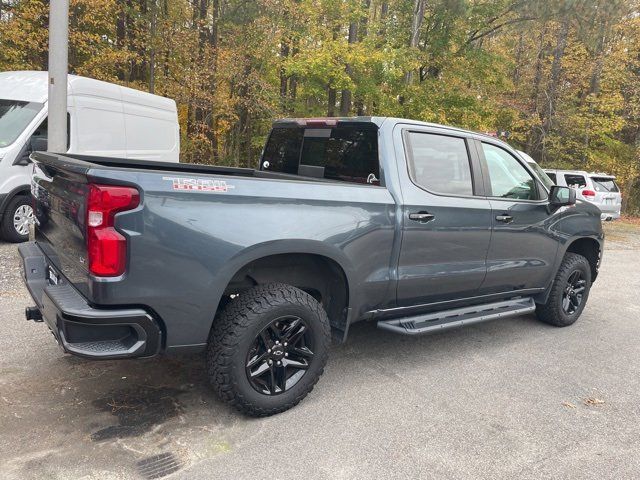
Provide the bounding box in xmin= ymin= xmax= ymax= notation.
xmin=25 ymin=306 xmax=43 ymax=322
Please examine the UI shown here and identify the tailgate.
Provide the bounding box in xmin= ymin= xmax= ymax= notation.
xmin=32 ymin=154 xmax=92 ymax=295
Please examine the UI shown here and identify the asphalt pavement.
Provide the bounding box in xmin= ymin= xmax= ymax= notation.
xmin=1 ymin=221 xmax=639 ymax=479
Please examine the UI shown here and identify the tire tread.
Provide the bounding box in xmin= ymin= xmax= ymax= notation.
xmin=206 ymin=283 xmax=330 ymax=417
xmin=536 ymin=252 xmax=591 ymax=327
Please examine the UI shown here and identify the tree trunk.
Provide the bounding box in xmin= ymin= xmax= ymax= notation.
xmin=148 ymin=0 xmax=156 ymax=93
xmin=405 ymin=0 xmax=427 ymax=86
xmin=209 ymin=0 xmax=219 ymax=161
xmin=280 ymin=41 xmax=290 ymax=100
xmin=543 ymin=18 xmax=570 ymax=135
xmin=328 ymin=88 xmax=337 ymax=117
xmin=340 ymin=20 xmax=358 ymax=116
xmin=512 ymin=31 xmax=524 ymax=87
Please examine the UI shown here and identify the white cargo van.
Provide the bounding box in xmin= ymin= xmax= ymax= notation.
xmin=0 ymin=71 xmax=179 ymax=242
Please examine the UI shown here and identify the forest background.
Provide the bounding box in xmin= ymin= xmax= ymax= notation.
xmin=2 ymin=0 xmax=639 ymax=212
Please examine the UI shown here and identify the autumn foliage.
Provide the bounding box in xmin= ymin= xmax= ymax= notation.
xmin=1 ymin=0 xmax=639 ymax=211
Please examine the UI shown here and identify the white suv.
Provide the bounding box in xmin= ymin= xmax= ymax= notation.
xmin=544 ymin=169 xmax=621 ymax=221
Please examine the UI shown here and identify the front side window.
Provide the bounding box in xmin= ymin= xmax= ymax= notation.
xmin=405 ymin=132 xmax=474 ymax=196
xmin=564 ymin=174 xmax=587 ymax=188
xmin=546 ymin=172 xmax=557 ymax=184
xmin=261 ymin=125 xmax=380 ymax=185
xmin=527 ymin=161 xmax=554 ymax=191
xmin=0 ymin=99 xmax=44 ymax=147
xmin=482 ymin=143 xmax=538 ymax=200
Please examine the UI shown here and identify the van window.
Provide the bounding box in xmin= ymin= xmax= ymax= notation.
xmin=405 ymin=132 xmax=473 ymax=196
xmin=261 ymin=125 xmax=380 ymax=185
xmin=546 ymin=172 xmax=557 ymax=184
xmin=29 ymin=115 xmax=71 ymax=150
xmin=564 ymin=174 xmax=587 ymax=188
xmin=591 ymin=177 xmax=619 ymax=193
xmin=0 ymin=100 xmax=43 ymax=147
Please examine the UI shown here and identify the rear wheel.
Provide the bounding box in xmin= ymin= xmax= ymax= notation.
xmin=1 ymin=196 xmax=33 ymax=243
xmin=207 ymin=283 xmax=331 ymax=416
xmin=536 ymin=252 xmax=592 ymax=327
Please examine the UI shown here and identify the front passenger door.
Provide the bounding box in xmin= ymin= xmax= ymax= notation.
xmin=477 ymin=141 xmax=559 ymax=295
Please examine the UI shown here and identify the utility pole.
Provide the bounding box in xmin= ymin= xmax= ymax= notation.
xmin=48 ymin=0 xmax=69 ymax=153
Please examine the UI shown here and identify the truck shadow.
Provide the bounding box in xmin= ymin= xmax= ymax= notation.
xmin=72 ymin=313 xmax=543 ymax=441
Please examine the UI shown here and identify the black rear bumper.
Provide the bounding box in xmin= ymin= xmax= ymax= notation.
xmin=19 ymin=242 xmax=161 ymax=359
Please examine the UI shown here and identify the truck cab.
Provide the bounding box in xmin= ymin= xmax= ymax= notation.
xmin=0 ymin=70 xmax=180 ymax=242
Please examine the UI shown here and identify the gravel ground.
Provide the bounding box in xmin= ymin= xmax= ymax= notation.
xmin=1 ymin=220 xmax=640 ymax=479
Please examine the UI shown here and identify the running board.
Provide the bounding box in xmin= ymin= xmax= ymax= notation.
xmin=377 ymin=297 xmax=536 ymax=335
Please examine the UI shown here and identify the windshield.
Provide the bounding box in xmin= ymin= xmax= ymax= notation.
xmin=528 ymin=161 xmax=555 ymax=191
xmin=0 ymin=99 xmax=44 ymax=147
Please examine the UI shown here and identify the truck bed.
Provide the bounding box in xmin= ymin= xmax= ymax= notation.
xmin=45 ymin=153 xmax=336 ymax=183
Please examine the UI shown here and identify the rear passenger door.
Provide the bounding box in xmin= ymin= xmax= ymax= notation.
xmin=395 ymin=126 xmax=492 ymax=307
xmin=476 ymin=141 xmax=559 ymax=294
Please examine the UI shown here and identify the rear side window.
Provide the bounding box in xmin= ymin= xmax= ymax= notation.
xmin=405 ymin=132 xmax=473 ymax=196
xmin=261 ymin=125 xmax=380 ymax=185
xmin=591 ymin=177 xmax=619 ymax=192
xmin=546 ymin=172 xmax=557 ymax=184
xmin=564 ymin=174 xmax=587 ymax=188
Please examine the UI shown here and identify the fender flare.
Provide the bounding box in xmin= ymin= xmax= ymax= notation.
xmin=535 ymin=234 xmax=603 ymax=304
xmin=206 ymin=239 xmax=359 ymax=331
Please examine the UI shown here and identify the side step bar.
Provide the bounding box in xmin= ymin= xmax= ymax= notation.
xmin=377 ymin=297 xmax=536 ymax=335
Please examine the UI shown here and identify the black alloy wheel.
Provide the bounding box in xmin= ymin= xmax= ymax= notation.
xmin=245 ymin=315 xmax=314 ymax=395
xmin=562 ymin=270 xmax=586 ymax=315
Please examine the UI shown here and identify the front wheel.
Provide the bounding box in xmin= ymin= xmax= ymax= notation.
xmin=0 ymin=196 xmax=33 ymax=243
xmin=207 ymin=283 xmax=331 ymax=416
xmin=536 ymin=252 xmax=592 ymax=327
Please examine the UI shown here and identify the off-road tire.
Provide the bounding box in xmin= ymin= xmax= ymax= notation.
xmin=0 ymin=196 xmax=31 ymax=243
xmin=536 ymin=252 xmax=592 ymax=327
xmin=207 ymin=283 xmax=331 ymax=416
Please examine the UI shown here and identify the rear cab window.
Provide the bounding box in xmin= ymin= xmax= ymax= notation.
xmin=260 ymin=121 xmax=380 ymax=185
xmin=591 ymin=176 xmax=619 ymax=193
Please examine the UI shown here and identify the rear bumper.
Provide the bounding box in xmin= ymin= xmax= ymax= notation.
xmin=19 ymin=242 xmax=162 ymax=359
xmin=600 ymin=211 xmax=621 ymax=221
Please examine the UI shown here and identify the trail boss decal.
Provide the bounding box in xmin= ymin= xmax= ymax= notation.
xmin=163 ymin=176 xmax=235 ymax=193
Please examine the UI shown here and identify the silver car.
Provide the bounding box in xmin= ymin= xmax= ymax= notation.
xmin=544 ymin=169 xmax=622 ymax=221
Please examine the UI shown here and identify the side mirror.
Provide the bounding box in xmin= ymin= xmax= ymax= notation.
xmin=30 ymin=137 xmax=48 ymax=152
xmin=13 ymin=137 xmax=47 ymax=166
xmin=549 ymin=185 xmax=576 ymax=207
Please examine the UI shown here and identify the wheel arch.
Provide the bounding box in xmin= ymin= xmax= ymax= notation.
xmin=0 ymin=185 xmax=31 ymax=217
xmin=564 ymin=237 xmax=601 ymax=282
xmin=211 ymin=241 xmax=357 ymax=341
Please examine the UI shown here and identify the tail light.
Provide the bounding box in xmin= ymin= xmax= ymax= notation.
xmin=86 ymin=184 xmax=139 ymax=277
xmin=581 ymin=189 xmax=596 ymax=198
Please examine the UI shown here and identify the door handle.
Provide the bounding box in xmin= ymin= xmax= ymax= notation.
xmin=409 ymin=212 xmax=435 ymax=223
xmin=495 ymin=214 xmax=513 ymax=223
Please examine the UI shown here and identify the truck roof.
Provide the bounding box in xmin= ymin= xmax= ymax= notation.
xmin=0 ymin=70 xmax=176 ymax=112
xmin=273 ymin=116 xmax=511 ymax=146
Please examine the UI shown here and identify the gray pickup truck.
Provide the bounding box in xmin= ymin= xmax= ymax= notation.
xmin=20 ymin=117 xmax=603 ymax=416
